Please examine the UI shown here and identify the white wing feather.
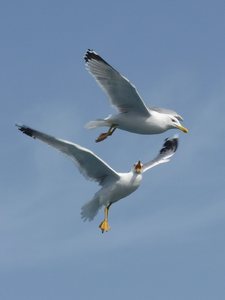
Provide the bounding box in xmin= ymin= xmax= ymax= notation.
xmin=143 ymin=135 xmax=179 ymax=172
xmin=84 ymin=49 xmax=150 ymax=116
xmin=16 ymin=125 xmax=119 ymax=185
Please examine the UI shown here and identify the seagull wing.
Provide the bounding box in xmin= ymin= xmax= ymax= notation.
xmin=84 ymin=50 xmax=150 ymax=117
xmin=17 ymin=125 xmax=120 ymax=185
xmin=150 ymin=107 xmax=183 ymax=121
xmin=142 ymin=135 xmax=179 ymax=172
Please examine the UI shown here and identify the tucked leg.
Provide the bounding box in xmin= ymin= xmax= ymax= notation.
xmin=99 ymin=204 xmax=111 ymax=233
xmin=95 ymin=125 xmax=117 ymax=143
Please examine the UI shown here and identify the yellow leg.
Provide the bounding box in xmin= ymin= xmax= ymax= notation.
xmin=99 ymin=205 xmax=111 ymax=233
xmin=96 ymin=125 xmax=117 ymax=143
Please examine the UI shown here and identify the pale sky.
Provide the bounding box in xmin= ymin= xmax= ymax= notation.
xmin=1 ymin=0 xmax=225 ymax=299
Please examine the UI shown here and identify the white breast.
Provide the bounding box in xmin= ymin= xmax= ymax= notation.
xmin=111 ymin=111 xmax=169 ymax=134
xmin=99 ymin=172 xmax=142 ymax=207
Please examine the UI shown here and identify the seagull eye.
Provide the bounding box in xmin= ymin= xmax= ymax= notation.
xmin=171 ymin=119 xmax=176 ymax=123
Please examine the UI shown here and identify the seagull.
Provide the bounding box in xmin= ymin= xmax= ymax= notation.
xmin=84 ymin=49 xmax=188 ymax=142
xmin=17 ymin=124 xmax=178 ymax=233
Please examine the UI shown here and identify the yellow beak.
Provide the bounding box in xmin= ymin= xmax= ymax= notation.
xmin=176 ymin=125 xmax=189 ymax=133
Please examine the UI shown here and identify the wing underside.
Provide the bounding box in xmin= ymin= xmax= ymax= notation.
xmin=143 ymin=135 xmax=179 ymax=172
xmin=17 ymin=125 xmax=120 ymax=185
xmin=84 ymin=50 xmax=150 ymax=117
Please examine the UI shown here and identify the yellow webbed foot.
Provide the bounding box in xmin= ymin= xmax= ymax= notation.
xmin=99 ymin=219 xmax=111 ymax=233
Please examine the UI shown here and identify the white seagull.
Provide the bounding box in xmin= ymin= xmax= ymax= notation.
xmin=17 ymin=124 xmax=178 ymax=233
xmin=84 ymin=49 xmax=188 ymax=142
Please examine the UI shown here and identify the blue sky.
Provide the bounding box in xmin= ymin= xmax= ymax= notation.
xmin=1 ymin=0 xmax=225 ymax=299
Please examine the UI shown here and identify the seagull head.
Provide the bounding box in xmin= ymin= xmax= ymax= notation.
xmin=133 ymin=161 xmax=143 ymax=174
xmin=168 ymin=116 xmax=188 ymax=133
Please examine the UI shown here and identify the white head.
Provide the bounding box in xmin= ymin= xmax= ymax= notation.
xmin=167 ymin=115 xmax=188 ymax=133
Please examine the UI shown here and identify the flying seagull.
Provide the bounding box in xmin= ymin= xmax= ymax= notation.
xmin=84 ymin=49 xmax=188 ymax=142
xmin=17 ymin=124 xmax=178 ymax=233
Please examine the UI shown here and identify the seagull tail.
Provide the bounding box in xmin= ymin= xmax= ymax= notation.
xmin=85 ymin=116 xmax=112 ymax=129
xmin=81 ymin=194 xmax=102 ymax=222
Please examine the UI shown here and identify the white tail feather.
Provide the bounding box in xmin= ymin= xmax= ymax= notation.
xmin=85 ymin=120 xmax=107 ymax=129
xmin=81 ymin=194 xmax=103 ymax=221
xmin=85 ymin=115 xmax=112 ymax=129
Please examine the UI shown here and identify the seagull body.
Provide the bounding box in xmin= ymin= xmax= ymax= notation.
xmin=84 ymin=50 xmax=188 ymax=142
xmin=109 ymin=110 xmax=174 ymax=134
xmin=17 ymin=124 xmax=178 ymax=232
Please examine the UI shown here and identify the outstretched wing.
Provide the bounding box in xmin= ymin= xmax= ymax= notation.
xmin=142 ymin=135 xmax=179 ymax=172
xmin=17 ymin=125 xmax=119 ymax=185
xmin=84 ymin=49 xmax=150 ymax=117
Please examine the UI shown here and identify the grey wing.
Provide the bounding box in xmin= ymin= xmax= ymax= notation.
xmin=142 ymin=135 xmax=179 ymax=172
xmin=17 ymin=125 xmax=119 ymax=185
xmin=84 ymin=50 xmax=150 ymax=117
xmin=150 ymin=107 xmax=183 ymax=121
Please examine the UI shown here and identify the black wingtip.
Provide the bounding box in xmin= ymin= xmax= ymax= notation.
xmin=16 ymin=124 xmax=35 ymax=138
xmin=84 ymin=49 xmax=109 ymax=66
xmin=84 ymin=49 xmax=96 ymax=62
xmin=160 ymin=136 xmax=178 ymax=155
